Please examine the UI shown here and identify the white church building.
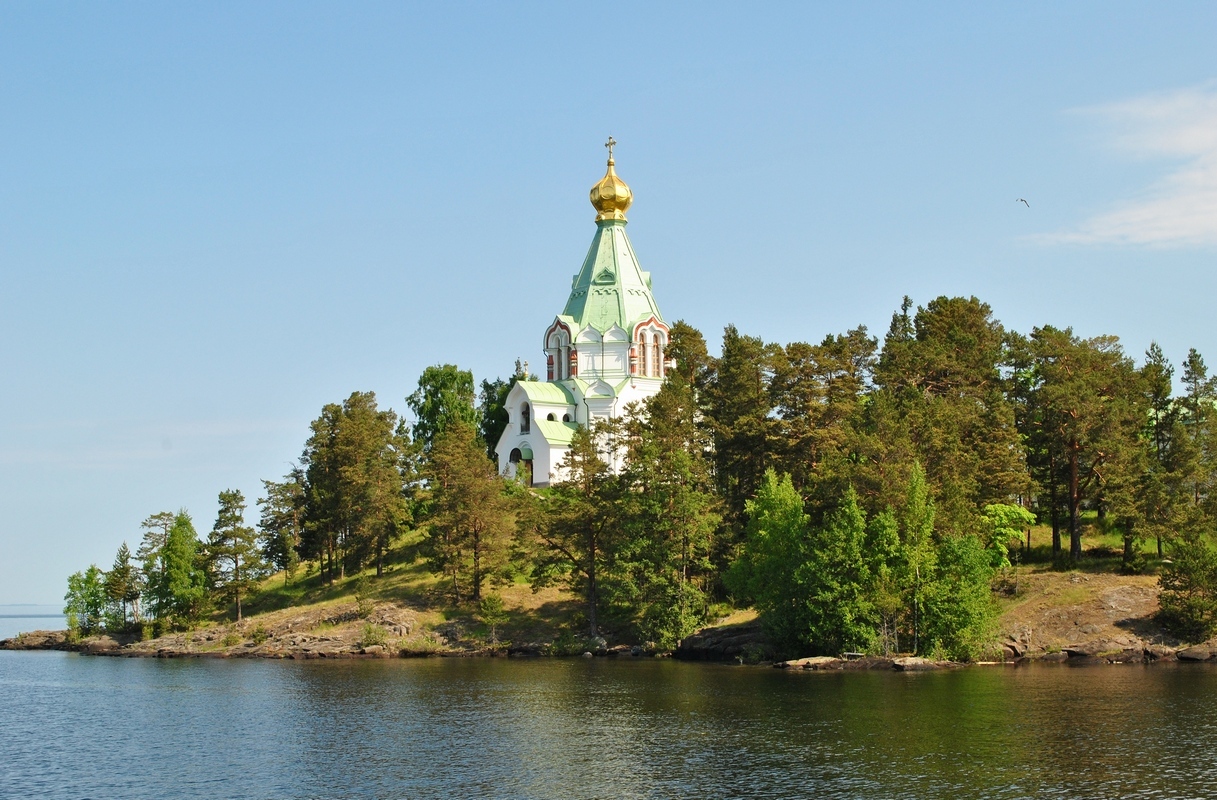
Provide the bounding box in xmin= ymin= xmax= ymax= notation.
xmin=494 ymin=141 xmax=671 ymax=486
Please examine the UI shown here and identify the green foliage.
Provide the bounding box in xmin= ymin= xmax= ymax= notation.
xmin=207 ymin=489 xmax=265 ymax=621
xmin=617 ymin=385 xmax=720 ymax=648
xmin=146 ymin=511 xmax=208 ymax=626
xmin=258 ymin=467 xmax=304 ymax=583
xmin=422 ymin=421 xmax=514 ymax=602
xmin=220 ymin=631 xmax=242 ymax=647
xmin=982 ymin=504 xmax=1036 ymax=568
xmin=702 ymin=325 xmax=775 ymax=538
xmin=352 ymin=575 xmax=375 ymax=618
xmin=407 ymin=364 xmax=480 ymax=452
xmin=70 ymin=299 xmax=1217 ymax=658
xmin=531 ymin=421 xmax=622 ymax=636
xmin=103 ymin=541 xmax=142 ymax=630
xmin=250 ymin=624 xmax=270 ymax=645
xmin=728 ymin=470 xmax=877 ymax=656
xmin=358 ymin=623 xmax=389 ymax=648
xmin=64 ymin=565 xmax=106 ymax=635
xmin=299 ymin=391 xmax=413 ymax=583
xmin=919 ymin=534 xmax=998 ymax=660
xmin=477 ymin=593 xmax=508 ymax=643
xmin=1159 ymin=531 xmax=1217 ymax=642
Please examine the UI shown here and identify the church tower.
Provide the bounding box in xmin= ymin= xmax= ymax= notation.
xmin=495 ymin=140 xmax=671 ymax=485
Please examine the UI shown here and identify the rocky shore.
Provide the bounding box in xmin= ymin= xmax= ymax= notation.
xmin=3 ymin=572 xmax=1209 ymax=668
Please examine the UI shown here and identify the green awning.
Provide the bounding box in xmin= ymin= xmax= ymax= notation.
xmin=519 ymin=447 xmax=534 ymax=460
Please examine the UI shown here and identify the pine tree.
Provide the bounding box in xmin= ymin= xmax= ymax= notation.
xmin=702 ymin=325 xmax=775 ymax=546
xmin=299 ymin=392 xmax=411 ymax=582
xmin=136 ymin=511 xmax=174 ymax=610
xmin=1025 ymin=326 xmax=1146 ymax=562
xmin=103 ymin=542 xmax=141 ymax=628
xmin=534 ymin=422 xmax=622 ymax=637
xmin=207 ymin=489 xmax=265 ymax=621
xmin=422 ymin=421 xmax=513 ymax=602
xmin=619 ymin=387 xmax=720 ymax=647
xmin=258 ymin=467 xmax=305 ymax=584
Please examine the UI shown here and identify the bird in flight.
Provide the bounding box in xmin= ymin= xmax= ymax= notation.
xmin=1017 ymin=198 xmax=1030 ymax=207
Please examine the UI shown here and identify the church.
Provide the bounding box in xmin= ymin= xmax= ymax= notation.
xmin=494 ymin=140 xmax=671 ymax=486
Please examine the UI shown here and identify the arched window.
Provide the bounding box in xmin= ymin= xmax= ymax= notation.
xmin=639 ymin=332 xmax=649 ymax=376
xmin=652 ymin=338 xmax=662 ymax=377
xmin=520 ymin=402 xmax=531 ymax=434
xmin=509 ymin=448 xmax=522 ymax=464
xmin=549 ymin=329 xmax=572 ymax=380
xmin=562 ymin=413 xmax=571 ymax=423
xmin=546 ymin=413 xmax=556 ymax=421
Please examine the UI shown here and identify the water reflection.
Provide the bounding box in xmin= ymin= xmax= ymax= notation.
xmin=5 ymin=653 xmax=1217 ymax=798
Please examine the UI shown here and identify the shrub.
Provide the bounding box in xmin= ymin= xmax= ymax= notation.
xmin=220 ymin=631 xmax=242 ymax=647
xmin=352 ymin=576 xmax=374 ymax=619
xmin=476 ymin=594 xmax=508 ymax=643
xmin=250 ymin=624 xmax=270 ymax=645
xmin=359 ymin=623 xmax=388 ymax=649
xmin=1159 ymin=533 xmax=1217 ymax=642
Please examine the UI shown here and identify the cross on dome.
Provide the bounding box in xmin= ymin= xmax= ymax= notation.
xmin=590 ymin=137 xmax=631 ymax=221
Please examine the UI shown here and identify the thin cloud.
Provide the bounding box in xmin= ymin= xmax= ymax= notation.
xmin=1042 ymin=83 xmax=1217 ymax=247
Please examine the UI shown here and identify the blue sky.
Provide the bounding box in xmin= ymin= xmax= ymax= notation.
xmin=3 ymin=3 xmax=1217 ymax=603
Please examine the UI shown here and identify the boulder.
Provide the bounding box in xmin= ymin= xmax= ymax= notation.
xmin=1063 ymin=641 xmax=1104 ymax=658
xmin=1145 ymin=644 xmax=1177 ymax=661
xmin=1177 ymin=645 xmax=1214 ymax=661
xmin=81 ymin=636 xmax=121 ymax=655
xmin=777 ymin=656 xmax=842 ymax=670
xmin=1107 ymin=648 xmax=1145 ymax=664
xmin=675 ymin=620 xmax=773 ymax=662
xmin=893 ymin=657 xmax=954 ymax=671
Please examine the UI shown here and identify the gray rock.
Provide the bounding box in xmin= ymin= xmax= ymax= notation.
xmin=1177 ymin=645 xmax=1214 ymax=661
xmin=893 ymin=657 xmax=952 ymax=671
xmin=1145 ymin=643 xmax=1177 ymax=661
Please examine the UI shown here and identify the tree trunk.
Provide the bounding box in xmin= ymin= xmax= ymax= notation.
xmin=1049 ymin=453 xmax=1061 ymax=557
xmin=1069 ymin=443 xmax=1082 ymax=562
xmin=472 ymin=526 xmax=482 ymax=602
xmin=587 ymin=535 xmax=599 ymax=637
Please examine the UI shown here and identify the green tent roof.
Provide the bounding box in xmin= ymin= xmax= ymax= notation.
xmin=517 ymin=381 xmax=576 ymax=405
xmin=534 ymin=419 xmax=581 ymax=445
xmin=562 ymin=219 xmax=664 ymax=334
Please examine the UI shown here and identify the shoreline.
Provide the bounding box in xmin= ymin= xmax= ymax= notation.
xmin=4 ymin=625 xmax=1208 ymax=670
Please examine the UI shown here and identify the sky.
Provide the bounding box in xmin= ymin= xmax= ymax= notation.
xmin=3 ymin=2 xmax=1217 ymax=604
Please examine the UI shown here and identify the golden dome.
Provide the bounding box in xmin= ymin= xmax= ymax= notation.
xmin=590 ymin=139 xmax=632 ymax=221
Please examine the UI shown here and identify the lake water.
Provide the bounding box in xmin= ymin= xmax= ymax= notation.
xmin=0 ymin=605 xmax=65 ymax=640
xmin=3 ymin=652 xmax=1217 ymax=799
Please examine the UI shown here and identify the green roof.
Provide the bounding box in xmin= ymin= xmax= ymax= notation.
xmin=562 ymin=219 xmax=664 ymax=334
xmin=517 ymin=381 xmax=576 ymax=405
xmin=535 ymin=419 xmax=581 ymax=445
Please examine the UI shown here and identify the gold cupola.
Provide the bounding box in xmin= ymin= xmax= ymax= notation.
xmin=589 ymin=136 xmax=632 ymax=222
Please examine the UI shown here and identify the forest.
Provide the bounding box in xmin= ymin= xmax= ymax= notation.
xmin=64 ymin=295 xmax=1217 ymax=659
